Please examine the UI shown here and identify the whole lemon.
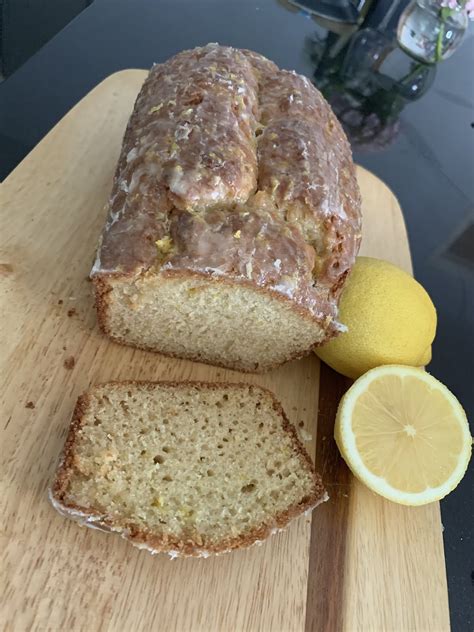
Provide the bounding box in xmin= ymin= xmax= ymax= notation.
xmin=316 ymin=257 xmax=437 ymax=379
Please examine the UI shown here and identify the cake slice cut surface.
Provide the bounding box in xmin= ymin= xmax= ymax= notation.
xmin=50 ymin=382 xmax=326 ymax=557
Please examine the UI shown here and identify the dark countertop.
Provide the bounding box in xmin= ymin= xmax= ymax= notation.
xmin=0 ymin=1 xmax=472 ymax=629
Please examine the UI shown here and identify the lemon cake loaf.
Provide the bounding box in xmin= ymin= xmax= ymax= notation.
xmin=92 ymin=44 xmax=361 ymax=372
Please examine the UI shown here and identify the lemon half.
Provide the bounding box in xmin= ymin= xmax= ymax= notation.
xmin=335 ymin=365 xmax=471 ymax=505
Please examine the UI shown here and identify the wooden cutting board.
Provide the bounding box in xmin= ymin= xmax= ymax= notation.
xmin=0 ymin=70 xmax=450 ymax=631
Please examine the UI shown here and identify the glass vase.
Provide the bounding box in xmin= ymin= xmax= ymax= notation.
xmin=397 ymin=0 xmax=468 ymax=63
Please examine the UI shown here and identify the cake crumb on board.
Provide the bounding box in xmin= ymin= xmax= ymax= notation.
xmin=0 ymin=263 xmax=14 ymax=275
xmin=63 ymin=356 xmax=75 ymax=370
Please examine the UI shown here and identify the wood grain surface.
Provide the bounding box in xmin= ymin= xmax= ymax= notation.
xmin=0 ymin=70 xmax=450 ymax=631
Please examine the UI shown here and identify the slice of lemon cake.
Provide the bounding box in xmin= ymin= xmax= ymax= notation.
xmin=50 ymin=381 xmax=326 ymax=557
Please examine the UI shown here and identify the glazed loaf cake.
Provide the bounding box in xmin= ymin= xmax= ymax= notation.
xmin=92 ymin=44 xmax=361 ymax=372
xmin=50 ymin=382 xmax=326 ymax=557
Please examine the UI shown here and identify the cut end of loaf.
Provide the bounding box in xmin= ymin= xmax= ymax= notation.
xmin=51 ymin=381 xmax=325 ymax=557
xmin=94 ymin=273 xmax=328 ymax=372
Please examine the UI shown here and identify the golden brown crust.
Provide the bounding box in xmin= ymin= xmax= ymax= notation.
xmin=51 ymin=393 xmax=91 ymax=502
xmin=50 ymin=381 xmax=325 ymax=557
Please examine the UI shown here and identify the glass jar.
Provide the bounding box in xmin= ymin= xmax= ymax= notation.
xmin=397 ymin=0 xmax=468 ymax=63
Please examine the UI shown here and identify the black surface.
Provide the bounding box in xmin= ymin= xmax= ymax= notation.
xmin=0 ymin=0 xmax=93 ymax=78
xmin=0 ymin=0 xmax=472 ymax=629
